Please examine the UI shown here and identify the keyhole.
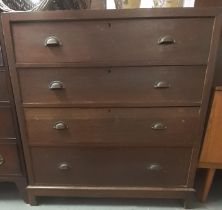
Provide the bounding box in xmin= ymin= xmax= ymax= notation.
xmin=108 ymin=69 xmax=112 ymax=74
xmin=108 ymin=22 xmax=112 ymax=28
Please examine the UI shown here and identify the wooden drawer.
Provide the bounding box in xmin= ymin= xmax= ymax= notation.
xmin=0 ymin=108 xmax=16 ymax=139
xmin=25 ymin=108 xmax=200 ymax=146
xmin=0 ymin=143 xmax=21 ymax=175
xmin=12 ymin=18 xmax=213 ymax=65
xmin=199 ymin=88 xmax=222 ymax=164
xmin=0 ymin=71 xmax=9 ymax=103
xmin=19 ymin=66 xmax=205 ymax=106
xmin=31 ymin=147 xmax=192 ymax=187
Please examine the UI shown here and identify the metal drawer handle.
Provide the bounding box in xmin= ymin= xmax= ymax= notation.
xmin=154 ymin=81 xmax=171 ymax=89
xmin=0 ymin=154 xmax=5 ymax=166
xmin=45 ymin=36 xmax=61 ymax=47
xmin=146 ymin=163 xmax=162 ymax=171
xmin=53 ymin=121 xmax=68 ymax=130
xmin=158 ymin=36 xmax=176 ymax=45
xmin=58 ymin=162 xmax=70 ymax=170
xmin=49 ymin=81 xmax=64 ymax=90
xmin=151 ymin=122 xmax=167 ymax=130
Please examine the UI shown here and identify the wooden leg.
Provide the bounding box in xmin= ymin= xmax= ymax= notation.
xmin=28 ymin=192 xmax=38 ymax=206
xmin=197 ymin=168 xmax=216 ymax=202
xmin=15 ymin=178 xmax=28 ymax=203
xmin=183 ymin=192 xmax=194 ymax=209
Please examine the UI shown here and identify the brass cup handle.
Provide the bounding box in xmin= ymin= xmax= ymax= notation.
xmin=151 ymin=122 xmax=167 ymax=130
xmin=49 ymin=81 xmax=64 ymax=90
xmin=58 ymin=162 xmax=70 ymax=170
xmin=53 ymin=121 xmax=68 ymax=130
xmin=45 ymin=36 xmax=61 ymax=47
xmin=158 ymin=35 xmax=176 ymax=45
xmin=0 ymin=154 xmax=5 ymax=166
xmin=154 ymin=81 xmax=171 ymax=89
xmin=146 ymin=163 xmax=162 ymax=171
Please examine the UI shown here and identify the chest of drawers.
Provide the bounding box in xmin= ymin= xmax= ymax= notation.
xmin=0 ymin=17 xmax=27 ymax=201
xmin=2 ymin=8 xmax=221 ymax=208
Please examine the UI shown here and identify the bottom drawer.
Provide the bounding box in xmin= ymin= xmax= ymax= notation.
xmin=0 ymin=143 xmax=21 ymax=175
xmin=31 ymin=147 xmax=192 ymax=187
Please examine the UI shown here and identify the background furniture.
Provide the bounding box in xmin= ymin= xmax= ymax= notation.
xmin=2 ymin=8 xmax=221 ymax=208
xmin=197 ymin=87 xmax=222 ymax=202
xmin=193 ymin=0 xmax=222 ymax=203
xmin=0 ymin=17 xmax=27 ymax=202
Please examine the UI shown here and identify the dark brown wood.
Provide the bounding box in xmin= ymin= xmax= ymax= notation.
xmin=2 ymin=9 xmax=222 ymax=207
xmin=27 ymin=185 xmax=194 ymax=206
xmin=194 ymin=0 xmax=222 ymax=87
xmin=183 ymin=192 xmax=194 ymax=209
xmin=0 ymin=107 xmax=16 ymax=139
xmin=19 ymin=66 xmax=206 ymax=107
xmin=185 ymin=14 xmax=222 ymax=188
xmin=0 ymin=46 xmax=3 ymax=66
xmin=214 ymin=42 xmax=222 ymax=86
xmin=2 ymin=12 xmax=35 ymax=186
xmin=12 ymin=18 xmax=213 ymax=65
xmin=0 ymin=13 xmax=27 ymax=202
xmin=0 ymin=143 xmax=21 ymax=175
xmin=31 ymin=147 xmax=192 ymax=186
xmin=25 ymin=107 xmax=199 ymax=147
xmin=15 ymin=177 xmax=28 ymax=203
xmin=0 ymin=176 xmax=28 ymax=202
xmin=0 ymin=71 xmax=9 ymax=103
xmin=195 ymin=0 xmax=222 ymax=7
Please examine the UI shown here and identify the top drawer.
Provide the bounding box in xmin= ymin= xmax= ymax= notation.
xmin=12 ymin=18 xmax=213 ymax=65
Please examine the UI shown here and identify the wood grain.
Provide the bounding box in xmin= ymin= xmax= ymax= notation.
xmin=12 ymin=18 xmax=213 ymax=65
xmin=2 ymin=9 xmax=222 ymax=206
xmin=31 ymin=147 xmax=192 ymax=187
xmin=25 ymin=107 xmax=200 ymax=147
xmin=18 ymin=66 xmax=206 ymax=106
xmin=199 ymin=90 xmax=222 ymax=164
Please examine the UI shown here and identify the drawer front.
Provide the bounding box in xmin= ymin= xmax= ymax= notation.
xmin=0 ymin=143 xmax=21 ymax=175
xmin=0 ymin=71 xmax=9 ymax=103
xmin=25 ymin=108 xmax=200 ymax=146
xmin=31 ymin=147 xmax=192 ymax=187
xmin=19 ymin=66 xmax=205 ymax=106
xmin=0 ymin=108 xmax=16 ymax=139
xmin=12 ymin=18 xmax=213 ymax=65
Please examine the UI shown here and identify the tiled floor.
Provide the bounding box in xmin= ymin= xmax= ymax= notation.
xmin=1 ymin=172 xmax=222 ymax=210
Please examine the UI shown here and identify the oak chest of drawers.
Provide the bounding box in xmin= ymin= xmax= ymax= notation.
xmin=0 ymin=16 xmax=27 ymax=201
xmin=2 ymin=8 xmax=221 ymax=208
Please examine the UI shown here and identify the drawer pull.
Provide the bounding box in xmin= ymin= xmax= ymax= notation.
xmin=45 ymin=36 xmax=61 ymax=47
xmin=146 ymin=164 xmax=162 ymax=171
xmin=154 ymin=81 xmax=170 ymax=89
xmin=53 ymin=121 xmax=67 ymax=130
xmin=0 ymin=154 xmax=5 ymax=166
xmin=58 ymin=162 xmax=70 ymax=170
xmin=49 ymin=81 xmax=64 ymax=90
xmin=158 ymin=36 xmax=176 ymax=45
xmin=151 ymin=122 xmax=167 ymax=130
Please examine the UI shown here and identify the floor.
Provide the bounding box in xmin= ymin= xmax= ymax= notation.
xmin=0 ymin=172 xmax=222 ymax=210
